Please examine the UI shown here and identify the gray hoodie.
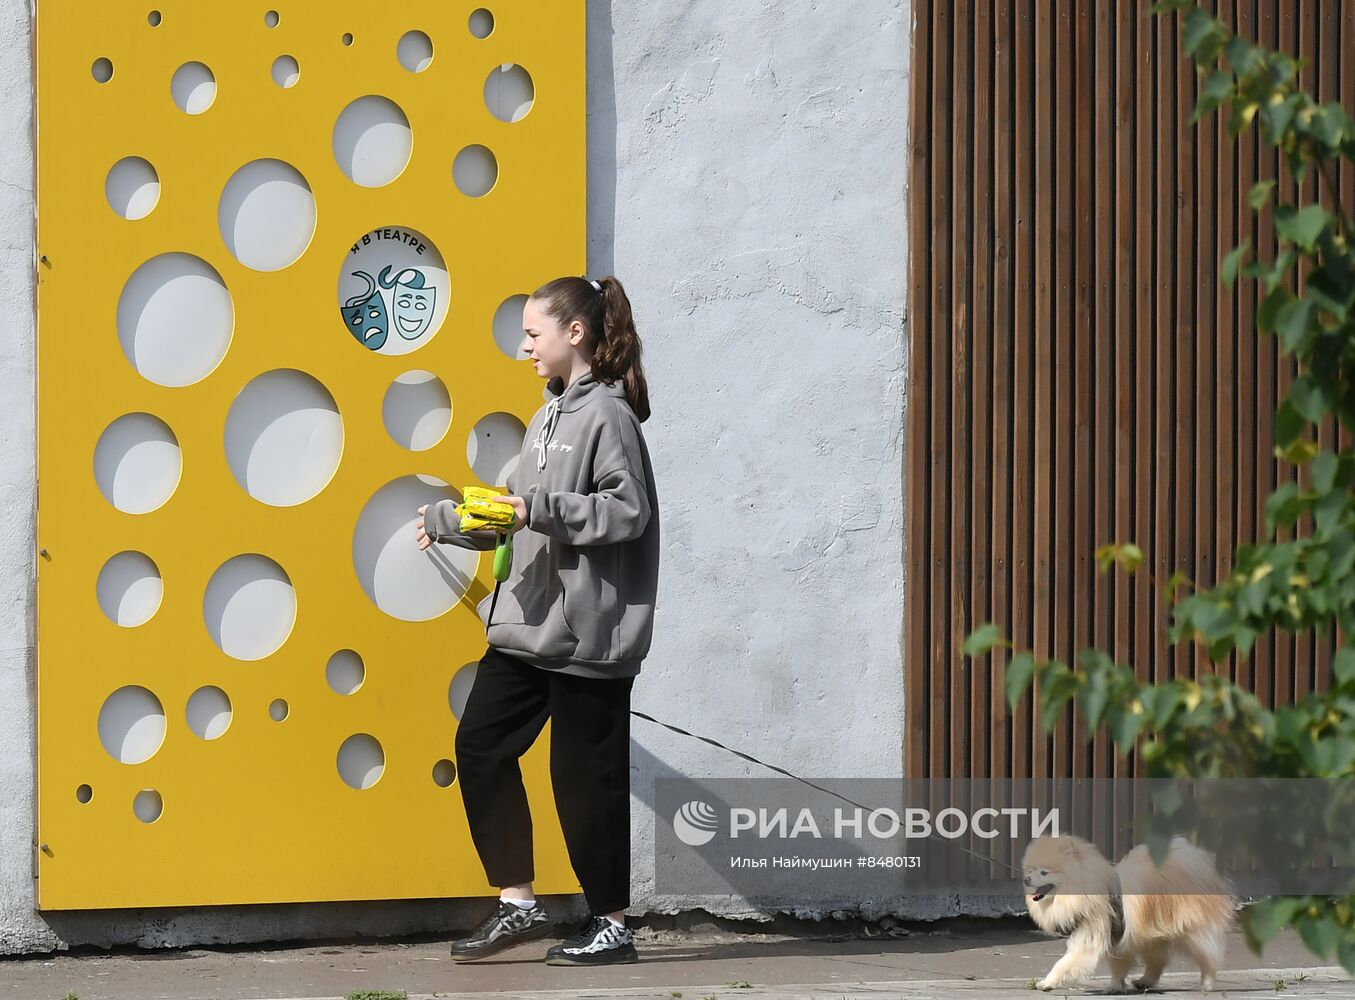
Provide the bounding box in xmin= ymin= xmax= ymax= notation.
xmin=423 ymin=372 xmax=660 ymax=678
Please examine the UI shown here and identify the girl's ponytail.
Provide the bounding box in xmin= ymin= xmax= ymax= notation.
xmin=592 ymin=276 xmax=650 ymax=423
xmin=530 ymin=274 xmax=652 ymax=422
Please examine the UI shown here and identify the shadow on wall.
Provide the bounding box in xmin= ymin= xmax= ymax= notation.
xmin=587 ymin=0 xmax=617 ymax=277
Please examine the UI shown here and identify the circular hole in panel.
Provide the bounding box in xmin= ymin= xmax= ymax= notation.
xmin=337 ymin=733 xmax=384 ymax=789
xmin=453 ymin=144 xmax=497 ymax=198
xmin=116 ymin=253 xmax=233 ymax=387
xmin=94 ymin=413 xmax=181 ymax=514
xmin=76 ymin=784 xmax=93 ymax=803
xmin=353 ymin=476 xmax=478 ymax=622
xmin=332 ymin=95 xmax=411 ymax=188
xmin=448 ymin=662 xmax=478 ymax=719
xmin=467 ymin=412 xmax=525 ymax=485
xmin=382 ymin=370 xmax=450 ymax=451
xmin=264 ymin=10 xmax=279 ymax=28
xmin=468 ymin=9 xmax=494 ymax=38
xmin=171 ymin=61 xmax=216 ymax=114
xmin=224 ymin=370 xmax=342 ymax=506
xmin=341 ymin=32 xmax=354 ymax=46
xmin=203 ymin=554 xmax=296 ymax=661
xmin=397 ymin=30 xmax=433 ymax=73
xmin=148 ymin=10 xmax=162 ymax=26
xmin=337 ymin=226 xmax=447 ymax=354
xmin=269 ymin=698 xmax=289 ymax=721
xmin=493 ymin=294 xmax=529 ymax=359
xmin=92 ymin=58 xmax=114 ymax=83
xmin=433 ymin=759 xmax=457 ymax=787
xmin=133 ymin=789 xmax=163 ymax=823
xmin=484 ymin=63 xmax=533 ymax=123
xmin=271 ymin=54 xmax=300 ymax=89
xmin=326 ymin=649 xmax=364 ymax=695
xmin=186 ymin=686 xmax=232 ymax=740
xmin=219 ymin=159 xmax=315 ymax=271
xmin=105 ymin=156 xmax=160 ymax=220
xmin=96 ymin=551 xmax=163 ymax=627
xmin=98 ymin=686 xmax=166 ymax=764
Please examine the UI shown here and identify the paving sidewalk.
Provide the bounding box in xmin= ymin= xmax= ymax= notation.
xmin=1 ymin=918 xmax=1349 ymax=1000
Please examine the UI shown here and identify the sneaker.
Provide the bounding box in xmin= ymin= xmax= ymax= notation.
xmin=544 ymin=914 xmax=639 ymax=966
xmin=449 ymin=898 xmax=551 ymax=962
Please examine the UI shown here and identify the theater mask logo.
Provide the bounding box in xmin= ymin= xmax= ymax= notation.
xmin=337 ymin=226 xmax=449 ymax=356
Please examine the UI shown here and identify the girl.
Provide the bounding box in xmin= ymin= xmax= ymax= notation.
xmin=415 ymin=275 xmax=659 ymax=967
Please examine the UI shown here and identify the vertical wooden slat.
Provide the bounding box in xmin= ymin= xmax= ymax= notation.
xmin=971 ymin=1 xmax=994 ymax=784
xmin=1154 ymin=6 xmax=1174 ymax=689
xmin=990 ymin=0 xmax=1014 ymax=788
xmin=1011 ymin=0 xmax=1034 ymax=782
xmin=1112 ymin=0 xmax=1137 ymax=794
xmin=949 ymin=0 xmax=973 ymax=782
xmin=905 ymin=0 xmax=932 ymax=779
xmin=1235 ymin=0 xmax=1258 ymax=697
xmin=927 ymin=0 xmax=953 ymax=779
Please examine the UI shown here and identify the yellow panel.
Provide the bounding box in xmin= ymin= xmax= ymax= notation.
xmin=36 ymin=1 xmax=585 ymax=909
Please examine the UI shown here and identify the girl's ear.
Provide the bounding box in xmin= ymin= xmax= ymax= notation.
xmin=568 ymin=318 xmax=586 ymax=345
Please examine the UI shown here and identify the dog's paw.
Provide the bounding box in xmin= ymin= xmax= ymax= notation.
xmin=1035 ymin=978 xmax=1057 ymax=992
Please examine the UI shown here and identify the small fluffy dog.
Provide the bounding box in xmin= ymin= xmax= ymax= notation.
xmin=1021 ymin=833 xmax=1235 ymax=993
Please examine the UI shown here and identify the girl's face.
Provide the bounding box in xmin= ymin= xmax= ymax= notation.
xmin=521 ymin=297 xmax=588 ymax=382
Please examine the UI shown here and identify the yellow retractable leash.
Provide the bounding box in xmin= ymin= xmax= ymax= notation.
xmin=453 ymin=486 xmax=518 ymax=622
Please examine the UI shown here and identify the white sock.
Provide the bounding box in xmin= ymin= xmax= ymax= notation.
xmin=501 ymin=895 xmax=536 ymax=908
xmin=604 ymin=914 xmax=624 ymax=927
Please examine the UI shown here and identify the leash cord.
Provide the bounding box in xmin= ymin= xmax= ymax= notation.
xmin=628 ymin=709 xmax=1023 ymax=876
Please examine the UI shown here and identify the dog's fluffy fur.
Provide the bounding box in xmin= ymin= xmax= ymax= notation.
xmin=1021 ymin=833 xmax=1235 ymax=993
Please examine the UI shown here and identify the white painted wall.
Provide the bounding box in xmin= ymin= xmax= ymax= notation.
xmin=0 ymin=0 xmax=986 ymax=954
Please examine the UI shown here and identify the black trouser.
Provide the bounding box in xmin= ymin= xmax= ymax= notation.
xmin=454 ymin=646 xmax=634 ymax=915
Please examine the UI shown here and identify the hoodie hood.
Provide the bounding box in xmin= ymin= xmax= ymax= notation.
xmin=546 ymin=371 xmax=626 ymax=411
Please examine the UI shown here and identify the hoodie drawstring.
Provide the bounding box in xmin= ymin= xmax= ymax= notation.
xmin=535 ymin=393 xmax=564 ymax=471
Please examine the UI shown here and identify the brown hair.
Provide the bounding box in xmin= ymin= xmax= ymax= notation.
xmin=529 ymin=275 xmax=651 ymax=423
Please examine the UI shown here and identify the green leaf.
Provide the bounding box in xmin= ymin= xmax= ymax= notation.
xmin=1296 ymin=910 xmax=1339 ymax=958
xmin=1338 ymin=932 xmax=1355 ymax=976
xmin=1334 ymin=648 xmax=1355 ymax=690
xmin=1107 ymin=703 xmax=1145 ymax=753
xmin=1274 ymin=297 xmax=1316 ymax=354
xmin=1273 ymin=399 xmax=1306 ymax=448
xmin=1248 ymin=180 xmax=1276 ymax=209
xmin=1288 ymin=376 xmax=1330 ymax=423
xmin=1265 ymin=482 xmax=1305 ymax=534
xmin=1246 ymin=897 xmax=1305 ymax=950
xmin=1258 ymin=287 xmax=1294 ymax=333
xmin=1306 ymin=268 xmax=1355 ymax=323
xmin=1182 ymin=8 xmax=1224 ymax=62
xmin=1226 ymin=37 xmax=1262 ymax=77
xmin=1151 ymin=684 xmax=1184 ymax=729
xmin=1193 ymin=70 xmax=1233 ymax=122
xmin=1262 ymin=92 xmax=1303 ymax=144
xmin=1312 ymin=451 xmax=1338 ymax=494
xmin=1079 ymin=660 xmax=1111 ymax=730
xmin=963 ymin=623 xmax=1005 ymax=658
xmin=1308 ymin=102 xmax=1350 ymax=150
xmin=1274 ymin=204 xmax=1331 ymax=251
xmin=1222 ymin=240 xmax=1249 ymax=286
xmin=1005 ymin=652 xmax=1035 ymax=708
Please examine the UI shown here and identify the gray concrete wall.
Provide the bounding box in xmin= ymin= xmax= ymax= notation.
xmin=0 ymin=0 xmax=985 ymax=955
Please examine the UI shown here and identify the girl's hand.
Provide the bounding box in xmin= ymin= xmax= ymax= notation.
xmin=415 ymin=504 xmax=433 ymax=550
xmin=490 ymin=494 xmax=527 ymax=533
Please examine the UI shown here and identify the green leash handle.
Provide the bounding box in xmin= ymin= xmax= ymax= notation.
xmin=492 ymin=531 xmax=513 ymax=581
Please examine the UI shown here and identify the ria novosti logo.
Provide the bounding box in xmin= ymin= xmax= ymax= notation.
xmin=672 ymin=800 xmax=720 ymax=846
